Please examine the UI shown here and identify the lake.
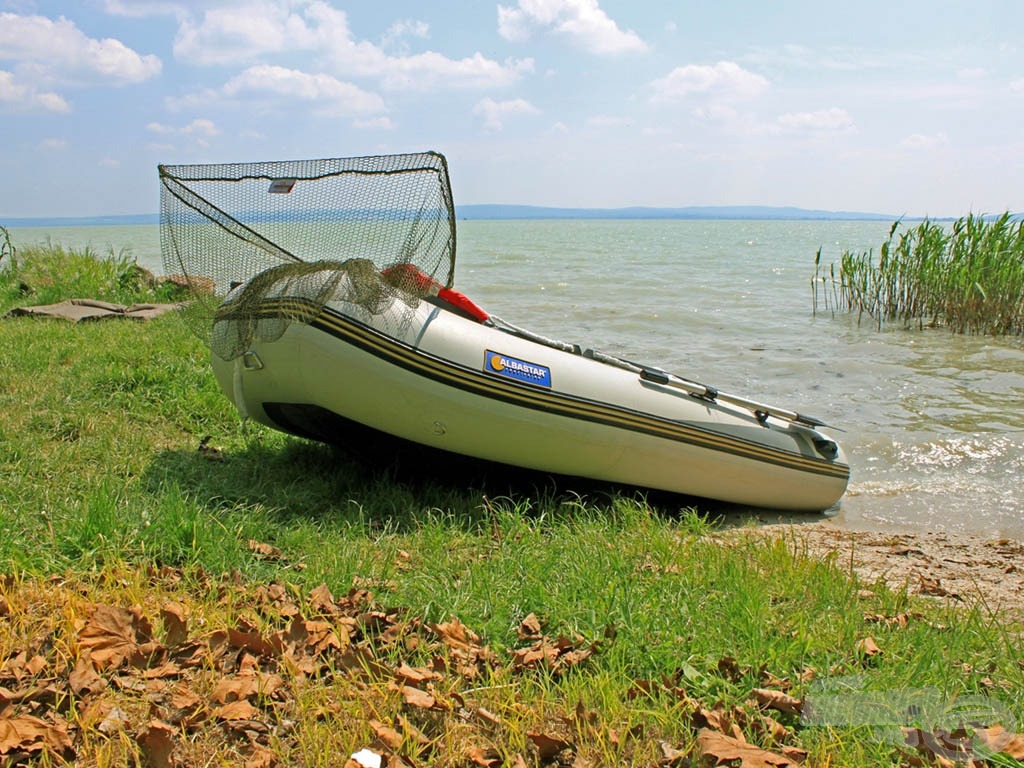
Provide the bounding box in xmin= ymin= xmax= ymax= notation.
xmin=9 ymin=219 xmax=1024 ymax=539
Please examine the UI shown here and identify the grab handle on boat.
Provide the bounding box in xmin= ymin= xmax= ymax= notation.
xmin=638 ymin=365 xmax=833 ymax=430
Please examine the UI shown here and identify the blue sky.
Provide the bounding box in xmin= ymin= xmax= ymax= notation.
xmin=2 ymin=0 xmax=1024 ymax=218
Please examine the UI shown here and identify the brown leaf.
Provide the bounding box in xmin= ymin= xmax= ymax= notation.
xmin=137 ymin=719 xmax=176 ymax=768
xmin=211 ymin=672 xmax=283 ymax=705
xmin=526 ymin=730 xmax=573 ymax=761
xmin=917 ymin=575 xmax=960 ymax=599
xmin=78 ymin=604 xmax=154 ymax=670
xmin=394 ymin=663 xmax=439 ymax=687
xmin=0 ymin=714 xmax=74 ymax=758
xmin=696 ymin=728 xmax=795 ymax=768
xmin=978 ymin=725 xmax=1024 ymax=759
xmin=855 ymin=636 xmax=882 ymax=657
xmin=245 ymin=746 xmax=278 ymax=768
xmin=518 ymin=613 xmax=543 ymax=640
xmin=658 ymin=740 xmax=687 ymax=767
xmin=228 ymin=627 xmax=283 ymax=658
xmin=69 ymin=653 xmax=107 ymax=697
xmin=399 ymin=685 xmax=440 ymax=711
xmin=309 ymin=584 xmax=338 ymax=615
xmin=431 ymin=617 xmax=483 ymax=652
xmin=247 ymin=540 xmax=283 ymax=561
xmin=751 ymin=688 xmax=803 ymax=715
xmin=161 ymin=603 xmax=188 ymax=647
xmin=370 ymin=719 xmax=404 ymax=751
xmin=467 ymin=746 xmax=502 ymax=767
xmin=216 ymin=699 xmax=260 ymax=721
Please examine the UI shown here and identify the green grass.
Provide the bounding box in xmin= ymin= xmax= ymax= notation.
xmin=813 ymin=212 xmax=1024 ymax=334
xmin=2 ymin=239 xmax=1023 ymax=766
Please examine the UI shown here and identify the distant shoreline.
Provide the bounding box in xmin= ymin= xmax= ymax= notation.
xmin=2 ymin=204 xmax=908 ymax=228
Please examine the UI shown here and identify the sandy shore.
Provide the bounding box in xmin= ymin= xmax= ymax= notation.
xmin=743 ymin=521 xmax=1024 ymax=618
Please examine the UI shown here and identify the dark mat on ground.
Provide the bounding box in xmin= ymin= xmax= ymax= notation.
xmin=5 ymin=298 xmax=181 ymax=322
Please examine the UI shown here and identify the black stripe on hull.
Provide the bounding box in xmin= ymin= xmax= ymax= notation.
xmin=237 ymin=299 xmax=849 ymax=482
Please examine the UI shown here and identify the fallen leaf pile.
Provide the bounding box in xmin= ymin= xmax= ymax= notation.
xmin=2 ymin=569 xmax=1023 ymax=767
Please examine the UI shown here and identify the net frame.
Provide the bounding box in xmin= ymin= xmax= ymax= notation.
xmin=159 ymin=151 xmax=457 ymax=359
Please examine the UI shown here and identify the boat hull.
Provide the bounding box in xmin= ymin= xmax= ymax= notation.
xmin=211 ymin=294 xmax=849 ymax=511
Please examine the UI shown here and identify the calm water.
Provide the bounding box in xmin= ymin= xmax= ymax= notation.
xmin=11 ymin=220 xmax=1024 ymax=539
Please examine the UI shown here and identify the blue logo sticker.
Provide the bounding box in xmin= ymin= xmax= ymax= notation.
xmin=484 ymin=350 xmax=552 ymax=388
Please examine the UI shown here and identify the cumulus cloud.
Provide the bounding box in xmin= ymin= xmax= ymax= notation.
xmin=901 ymin=132 xmax=949 ymax=151
xmin=473 ymin=97 xmax=541 ymax=131
xmin=380 ymin=19 xmax=429 ymax=54
xmin=777 ymin=107 xmax=855 ymax=132
xmin=0 ymin=12 xmax=161 ymax=86
xmin=498 ymin=0 xmax=646 ymax=54
xmin=0 ymin=70 xmax=71 ymax=113
xmin=222 ymin=65 xmax=386 ymax=116
xmin=173 ymin=2 xmax=530 ymax=91
xmin=650 ymin=61 xmax=769 ymax=103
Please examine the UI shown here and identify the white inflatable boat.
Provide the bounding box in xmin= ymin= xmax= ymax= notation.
xmin=160 ymin=152 xmax=850 ymax=511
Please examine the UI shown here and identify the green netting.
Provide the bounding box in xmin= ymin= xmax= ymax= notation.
xmin=159 ymin=151 xmax=456 ymax=360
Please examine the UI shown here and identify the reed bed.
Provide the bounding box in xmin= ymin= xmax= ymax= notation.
xmin=813 ymin=213 xmax=1024 ymax=334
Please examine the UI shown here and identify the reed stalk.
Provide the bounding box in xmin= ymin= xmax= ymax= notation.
xmin=813 ymin=213 xmax=1024 ymax=335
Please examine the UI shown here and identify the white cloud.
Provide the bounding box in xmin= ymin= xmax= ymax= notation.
xmin=0 ymin=69 xmax=71 ymax=113
xmin=173 ymin=2 xmax=529 ymax=91
xmin=181 ymin=118 xmax=219 ymax=136
xmin=40 ymin=138 xmax=69 ymax=150
xmin=223 ymin=65 xmax=387 ymax=117
xmin=0 ymin=12 xmax=161 ymax=86
xmin=381 ymin=19 xmax=429 ymax=54
xmin=473 ymin=97 xmax=541 ymax=131
xmin=353 ymin=116 xmax=395 ymax=130
xmin=650 ymin=61 xmax=769 ymax=103
xmin=901 ymin=132 xmax=949 ymax=151
xmin=498 ymin=0 xmax=646 ymax=54
xmin=777 ymin=107 xmax=855 ymax=132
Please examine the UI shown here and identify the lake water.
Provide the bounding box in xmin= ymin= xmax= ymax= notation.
xmin=9 ymin=220 xmax=1024 ymax=539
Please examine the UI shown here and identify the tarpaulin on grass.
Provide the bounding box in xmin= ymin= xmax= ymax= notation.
xmin=4 ymin=298 xmax=181 ymax=322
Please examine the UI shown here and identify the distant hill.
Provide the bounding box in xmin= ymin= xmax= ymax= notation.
xmin=3 ymin=205 xmax=895 ymax=228
xmin=456 ymin=204 xmax=894 ymax=221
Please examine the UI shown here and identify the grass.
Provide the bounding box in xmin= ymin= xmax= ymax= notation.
xmin=2 ymin=238 xmax=1023 ymax=766
xmin=813 ymin=213 xmax=1024 ymax=334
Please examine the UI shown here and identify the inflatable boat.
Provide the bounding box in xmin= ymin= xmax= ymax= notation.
xmin=160 ymin=151 xmax=849 ymax=511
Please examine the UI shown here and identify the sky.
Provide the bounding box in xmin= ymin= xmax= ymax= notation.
xmin=2 ymin=0 xmax=1024 ymax=218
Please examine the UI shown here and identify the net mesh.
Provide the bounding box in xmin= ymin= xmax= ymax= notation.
xmin=159 ymin=151 xmax=456 ymax=360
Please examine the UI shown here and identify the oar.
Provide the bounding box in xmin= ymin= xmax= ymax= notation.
xmin=636 ymin=365 xmax=836 ymax=430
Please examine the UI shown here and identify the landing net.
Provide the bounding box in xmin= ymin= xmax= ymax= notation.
xmin=159 ymin=151 xmax=456 ymax=361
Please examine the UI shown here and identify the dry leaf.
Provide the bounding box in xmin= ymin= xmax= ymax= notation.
xmin=78 ymin=604 xmax=154 ymax=670
xmin=855 ymin=636 xmax=882 ymax=657
xmin=137 ymin=719 xmax=176 ymax=768
xmin=370 ymin=719 xmax=404 ymax=751
xmin=399 ymin=685 xmax=439 ymax=711
xmin=658 ymin=740 xmax=687 ymax=767
xmin=309 ymin=584 xmax=338 ymax=615
xmin=69 ymin=654 xmax=106 ymax=697
xmin=247 ymin=540 xmax=283 ymax=561
xmin=751 ymin=688 xmax=803 ymax=714
xmin=467 ymin=745 xmax=502 ymax=767
xmin=518 ymin=613 xmax=543 ymax=640
xmin=696 ymin=728 xmax=794 ymax=768
xmin=0 ymin=714 xmax=74 ymax=758
xmin=161 ymin=603 xmax=188 ymax=647
xmin=526 ymin=730 xmax=573 ymax=761
xmin=977 ymin=725 xmax=1024 ymax=759
xmin=216 ymin=699 xmax=260 ymax=721
xmin=245 ymin=746 xmax=278 ymax=768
